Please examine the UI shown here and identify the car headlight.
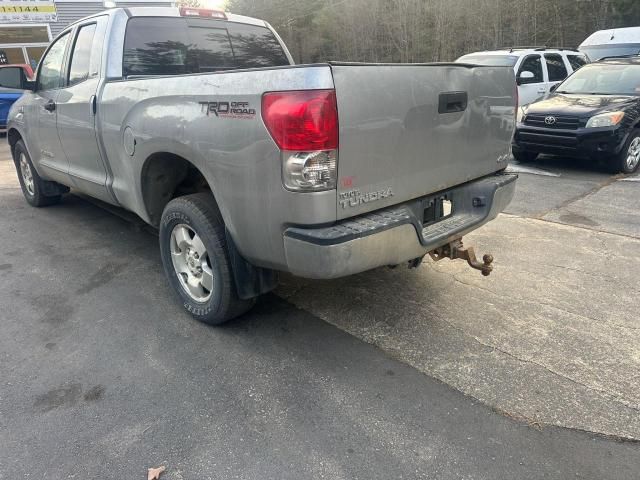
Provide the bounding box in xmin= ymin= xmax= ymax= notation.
xmin=585 ymin=111 xmax=625 ymax=128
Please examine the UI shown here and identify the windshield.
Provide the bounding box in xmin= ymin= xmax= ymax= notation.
xmin=557 ymin=63 xmax=640 ymax=95
xmin=456 ymin=54 xmax=518 ymax=67
xmin=580 ymin=44 xmax=640 ymax=61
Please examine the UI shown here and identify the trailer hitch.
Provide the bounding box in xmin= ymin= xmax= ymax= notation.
xmin=428 ymin=239 xmax=494 ymax=276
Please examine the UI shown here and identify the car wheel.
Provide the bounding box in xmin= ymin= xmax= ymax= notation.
xmin=13 ymin=140 xmax=62 ymax=207
xmin=611 ymin=130 xmax=640 ymax=174
xmin=159 ymin=193 xmax=255 ymax=325
xmin=511 ymin=148 xmax=538 ymax=163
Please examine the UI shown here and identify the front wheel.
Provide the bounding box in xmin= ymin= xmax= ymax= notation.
xmin=13 ymin=140 xmax=62 ymax=207
xmin=610 ymin=130 xmax=640 ymax=174
xmin=159 ymin=193 xmax=255 ymax=325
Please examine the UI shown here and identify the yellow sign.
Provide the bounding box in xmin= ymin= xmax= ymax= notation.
xmin=0 ymin=1 xmax=57 ymax=23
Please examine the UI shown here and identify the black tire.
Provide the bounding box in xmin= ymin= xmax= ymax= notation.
xmin=13 ymin=140 xmax=62 ymax=207
xmin=609 ymin=130 xmax=640 ymax=174
xmin=159 ymin=193 xmax=255 ymax=325
xmin=511 ymin=147 xmax=538 ymax=163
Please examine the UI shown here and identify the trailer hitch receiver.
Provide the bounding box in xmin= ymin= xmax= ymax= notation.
xmin=428 ymin=239 xmax=494 ymax=276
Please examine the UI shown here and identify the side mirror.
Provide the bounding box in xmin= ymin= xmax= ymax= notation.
xmin=549 ymin=83 xmax=560 ymax=93
xmin=0 ymin=66 xmax=29 ymax=90
xmin=517 ymin=70 xmax=535 ymax=85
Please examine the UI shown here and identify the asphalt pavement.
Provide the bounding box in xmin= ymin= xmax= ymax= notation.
xmin=1 ymin=145 xmax=639 ymax=479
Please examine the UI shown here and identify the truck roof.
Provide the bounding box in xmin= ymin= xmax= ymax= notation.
xmin=70 ymin=6 xmax=268 ymax=29
xmin=580 ymin=27 xmax=640 ymax=47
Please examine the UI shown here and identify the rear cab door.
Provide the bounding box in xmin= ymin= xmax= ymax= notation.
xmin=516 ymin=54 xmax=546 ymax=105
xmin=56 ymin=16 xmax=112 ymax=202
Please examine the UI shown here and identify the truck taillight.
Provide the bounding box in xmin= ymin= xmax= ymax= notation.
xmin=262 ymin=90 xmax=339 ymax=191
xmin=262 ymin=90 xmax=338 ymax=151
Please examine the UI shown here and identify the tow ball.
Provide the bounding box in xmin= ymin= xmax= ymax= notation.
xmin=427 ymin=239 xmax=494 ymax=276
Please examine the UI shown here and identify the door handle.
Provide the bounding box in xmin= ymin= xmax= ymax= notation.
xmin=438 ymin=91 xmax=468 ymax=114
xmin=43 ymin=100 xmax=56 ymax=112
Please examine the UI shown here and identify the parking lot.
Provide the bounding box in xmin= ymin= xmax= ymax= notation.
xmin=1 ymin=143 xmax=639 ymax=479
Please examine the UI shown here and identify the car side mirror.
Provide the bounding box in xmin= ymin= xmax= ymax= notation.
xmin=517 ymin=70 xmax=535 ymax=85
xmin=0 ymin=66 xmax=29 ymax=90
xmin=549 ymin=83 xmax=559 ymax=93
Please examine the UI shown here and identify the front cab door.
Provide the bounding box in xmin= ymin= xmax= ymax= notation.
xmin=56 ymin=17 xmax=113 ymax=203
xmin=31 ymin=30 xmax=72 ymax=186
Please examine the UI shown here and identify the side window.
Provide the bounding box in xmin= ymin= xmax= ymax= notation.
xmin=567 ymin=55 xmax=587 ymax=71
xmin=37 ymin=32 xmax=70 ymax=91
xmin=123 ymin=18 xmax=191 ymax=76
xmin=68 ymin=23 xmax=97 ymax=86
xmin=0 ymin=67 xmax=23 ymax=89
xmin=545 ymin=53 xmax=568 ymax=81
xmin=518 ymin=55 xmax=543 ymax=84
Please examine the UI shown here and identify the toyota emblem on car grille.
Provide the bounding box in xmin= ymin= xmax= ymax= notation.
xmin=545 ymin=116 xmax=557 ymax=125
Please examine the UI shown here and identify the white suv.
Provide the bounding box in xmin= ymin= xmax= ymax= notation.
xmin=456 ymin=47 xmax=589 ymax=105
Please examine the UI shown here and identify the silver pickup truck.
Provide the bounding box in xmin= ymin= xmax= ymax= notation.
xmin=8 ymin=6 xmax=517 ymax=324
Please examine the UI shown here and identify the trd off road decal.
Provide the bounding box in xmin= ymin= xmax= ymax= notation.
xmin=199 ymin=101 xmax=256 ymax=119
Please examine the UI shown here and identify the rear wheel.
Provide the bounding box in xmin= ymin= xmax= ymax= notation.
xmin=13 ymin=140 xmax=62 ymax=207
xmin=512 ymin=147 xmax=538 ymax=163
xmin=159 ymin=193 xmax=255 ymax=325
xmin=610 ymin=130 xmax=640 ymax=174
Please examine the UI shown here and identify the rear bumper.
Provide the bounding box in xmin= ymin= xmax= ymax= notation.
xmin=513 ymin=123 xmax=628 ymax=159
xmin=283 ymin=173 xmax=517 ymax=279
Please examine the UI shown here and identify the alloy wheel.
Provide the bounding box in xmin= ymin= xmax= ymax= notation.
xmin=626 ymin=137 xmax=640 ymax=172
xmin=19 ymin=153 xmax=35 ymax=196
xmin=170 ymin=224 xmax=214 ymax=302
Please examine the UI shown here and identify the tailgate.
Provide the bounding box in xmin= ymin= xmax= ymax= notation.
xmin=331 ymin=63 xmax=515 ymax=219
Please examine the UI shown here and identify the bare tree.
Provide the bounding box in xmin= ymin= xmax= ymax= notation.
xmin=227 ymin=0 xmax=640 ymax=63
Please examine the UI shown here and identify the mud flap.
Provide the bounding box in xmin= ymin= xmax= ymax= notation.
xmin=225 ymin=229 xmax=279 ymax=299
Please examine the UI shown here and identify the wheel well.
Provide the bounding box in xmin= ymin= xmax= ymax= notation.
xmin=7 ymin=129 xmax=22 ymax=156
xmin=141 ymin=153 xmax=213 ymax=226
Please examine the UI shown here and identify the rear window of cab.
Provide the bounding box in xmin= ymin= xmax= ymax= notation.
xmin=123 ymin=17 xmax=290 ymax=77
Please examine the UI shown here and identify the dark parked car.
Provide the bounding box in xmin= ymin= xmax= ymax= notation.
xmin=513 ymin=56 xmax=640 ymax=173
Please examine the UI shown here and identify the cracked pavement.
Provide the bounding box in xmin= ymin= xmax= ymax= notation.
xmin=277 ymin=155 xmax=640 ymax=440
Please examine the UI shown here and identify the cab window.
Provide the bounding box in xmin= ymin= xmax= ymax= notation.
xmin=518 ymin=55 xmax=543 ymax=84
xmin=545 ymin=53 xmax=568 ymax=81
xmin=37 ymin=32 xmax=70 ymax=90
xmin=122 ymin=17 xmax=289 ymax=77
xmin=68 ymin=23 xmax=98 ymax=86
